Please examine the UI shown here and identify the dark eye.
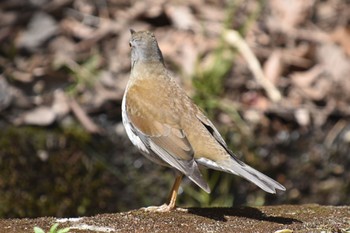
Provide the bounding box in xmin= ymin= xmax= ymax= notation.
xmin=129 ymin=42 xmax=132 ymax=47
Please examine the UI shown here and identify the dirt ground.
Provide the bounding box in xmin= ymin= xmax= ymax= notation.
xmin=0 ymin=204 xmax=349 ymax=233
xmin=1 ymin=0 xmax=350 ymax=219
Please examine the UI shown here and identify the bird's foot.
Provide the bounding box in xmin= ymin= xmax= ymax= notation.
xmin=141 ymin=204 xmax=187 ymax=212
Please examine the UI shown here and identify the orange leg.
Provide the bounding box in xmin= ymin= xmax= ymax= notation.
xmin=142 ymin=174 xmax=184 ymax=212
xmin=167 ymin=174 xmax=183 ymax=210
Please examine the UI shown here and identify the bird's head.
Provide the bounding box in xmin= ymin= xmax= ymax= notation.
xmin=129 ymin=29 xmax=164 ymax=67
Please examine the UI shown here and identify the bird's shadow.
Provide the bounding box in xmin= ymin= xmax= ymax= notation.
xmin=186 ymin=206 xmax=302 ymax=224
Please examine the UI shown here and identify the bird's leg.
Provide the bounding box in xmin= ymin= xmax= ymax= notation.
xmin=167 ymin=174 xmax=183 ymax=209
xmin=142 ymin=174 xmax=186 ymax=212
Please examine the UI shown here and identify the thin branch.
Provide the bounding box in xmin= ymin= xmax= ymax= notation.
xmin=69 ymin=97 xmax=103 ymax=134
xmin=224 ymin=30 xmax=282 ymax=102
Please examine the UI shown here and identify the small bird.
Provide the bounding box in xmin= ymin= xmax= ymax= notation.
xmin=122 ymin=30 xmax=285 ymax=212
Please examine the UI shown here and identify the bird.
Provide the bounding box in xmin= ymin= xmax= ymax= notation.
xmin=122 ymin=29 xmax=285 ymax=212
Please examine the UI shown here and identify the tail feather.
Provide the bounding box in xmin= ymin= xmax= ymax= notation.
xmin=187 ymin=160 xmax=211 ymax=193
xmin=196 ymin=157 xmax=285 ymax=193
xmin=230 ymin=162 xmax=286 ymax=193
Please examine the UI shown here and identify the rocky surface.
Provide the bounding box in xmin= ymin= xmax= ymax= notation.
xmin=1 ymin=204 xmax=349 ymax=233
xmin=1 ymin=0 xmax=350 ymax=220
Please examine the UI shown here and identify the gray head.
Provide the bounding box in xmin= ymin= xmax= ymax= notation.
xmin=129 ymin=29 xmax=164 ymax=67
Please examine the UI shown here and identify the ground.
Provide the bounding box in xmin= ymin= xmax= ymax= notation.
xmin=1 ymin=205 xmax=349 ymax=233
xmin=1 ymin=0 xmax=350 ymax=222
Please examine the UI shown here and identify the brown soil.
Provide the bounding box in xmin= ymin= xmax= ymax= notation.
xmin=0 ymin=204 xmax=349 ymax=233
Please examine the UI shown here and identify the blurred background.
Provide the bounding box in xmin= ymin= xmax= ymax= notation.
xmin=0 ymin=0 xmax=349 ymax=218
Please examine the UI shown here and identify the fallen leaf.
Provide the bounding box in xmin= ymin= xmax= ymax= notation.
xmin=16 ymin=11 xmax=58 ymax=50
xmin=294 ymin=108 xmax=310 ymax=126
xmin=291 ymin=65 xmax=333 ymax=101
xmin=0 ymin=76 xmax=12 ymax=112
xmin=60 ymin=17 xmax=95 ymax=40
xmin=269 ymin=0 xmax=315 ymax=30
xmin=331 ymin=27 xmax=350 ymax=56
xmin=317 ymin=43 xmax=350 ymax=83
xmin=21 ymin=106 xmax=56 ymax=126
xmin=11 ymin=70 xmax=33 ymax=83
xmin=263 ymin=50 xmax=284 ymax=85
xmin=52 ymin=89 xmax=70 ymax=119
xmin=317 ymin=42 xmax=350 ymax=100
xmin=291 ymin=65 xmax=324 ymax=88
xmin=165 ymin=5 xmax=198 ymax=30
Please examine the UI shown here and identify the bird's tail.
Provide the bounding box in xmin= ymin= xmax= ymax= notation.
xmin=225 ymin=158 xmax=286 ymax=193
xmin=196 ymin=157 xmax=285 ymax=193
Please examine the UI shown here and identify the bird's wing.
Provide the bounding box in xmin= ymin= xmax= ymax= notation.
xmin=195 ymin=109 xmax=244 ymax=165
xmin=196 ymin=110 xmax=229 ymax=150
xmin=195 ymin=108 xmax=286 ymax=193
xmin=125 ymin=99 xmax=210 ymax=193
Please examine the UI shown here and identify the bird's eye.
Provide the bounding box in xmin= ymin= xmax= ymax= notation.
xmin=129 ymin=42 xmax=132 ymax=47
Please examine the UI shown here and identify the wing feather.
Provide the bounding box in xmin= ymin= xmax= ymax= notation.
xmin=125 ymin=100 xmax=210 ymax=193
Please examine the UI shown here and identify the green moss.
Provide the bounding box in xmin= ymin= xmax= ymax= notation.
xmin=0 ymin=124 xmax=117 ymax=218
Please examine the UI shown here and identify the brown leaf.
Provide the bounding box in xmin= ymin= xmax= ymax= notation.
xmin=165 ymin=5 xmax=198 ymax=30
xmin=301 ymin=78 xmax=331 ymax=101
xmin=269 ymin=0 xmax=315 ymax=30
xmin=60 ymin=18 xmax=95 ymax=40
xmin=317 ymin=43 xmax=350 ymax=100
xmin=0 ymin=76 xmax=12 ymax=112
xmin=317 ymin=43 xmax=350 ymax=81
xmin=69 ymin=98 xmax=103 ymax=134
xmin=52 ymin=90 xmax=70 ymax=119
xmin=11 ymin=70 xmax=33 ymax=83
xmin=291 ymin=65 xmax=324 ymax=88
xmin=16 ymin=12 xmax=58 ymax=50
xmin=49 ymin=36 xmax=76 ymax=69
xmin=294 ymin=108 xmax=310 ymax=126
xmin=241 ymin=92 xmax=270 ymax=111
xmin=291 ymin=65 xmax=330 ymax=101
xmin=21 ymin=106 xmax=56 ymax=126
xmin=263 ymin=50 xmax=284 ymax=85
xmin=331 ymin=27 xmax=350 ymax=57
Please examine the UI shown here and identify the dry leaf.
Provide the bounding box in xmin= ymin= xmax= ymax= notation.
xmin=0 ymin=76 xmax=12 ymax=112
xmin=52 ymin=89 xmax=70 ymax=119
xmin=241 ymin=92 xmax=270 ymax=111
xmin=263 ymin=50 xmax=284 ymax=85
xmin=318 ymin=43 xmax=350 ymax=81
xmin=294 ymin=108 xmax=310 ymax=126
xmin=16 ymin=11 xmax=58 ymax=50
xmin=291 ymin=65 xmax=324 ymax=88
xmin=11 ymin=70 xmax=33 ymax=83
xmin=317 ymin=43 xmax=350 ymax=100
xmin=331 ymin=27 xmax=350 ymax=56
xmin=165 ymin=5 xmax=197 ymax=30
xmin=21 ymin=106 xmax=56 ymax=126
xmin=60 ymin=18 xmax=95 ymax=40
xmin=291 ymin=65 xmax=331 ymax=101
xmin=269 ymin=0 xmax=315 ymax=30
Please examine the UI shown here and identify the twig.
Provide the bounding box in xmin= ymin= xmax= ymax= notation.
xmin=268 ymin=24 xmax=331 ymax=43
xmin=224 ymin=30 xmax=282 ymax=102
xmin=324 ymin=120 xmax=347 ymax=148
xmin=69 ymin=97 xmax=103 ymax=134
xmin=252 ymin=47 xmax=313 ymax=68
